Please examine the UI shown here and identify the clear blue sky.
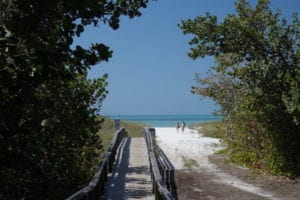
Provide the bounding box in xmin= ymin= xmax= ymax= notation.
xmin=75 ymin=0 xmax=299 ymax=115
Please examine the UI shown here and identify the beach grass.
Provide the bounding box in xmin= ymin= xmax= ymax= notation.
xmin=98 ymin=116 xmax=145 ymax=151
xmin=191 ymin=120 xmax=224 ymax=139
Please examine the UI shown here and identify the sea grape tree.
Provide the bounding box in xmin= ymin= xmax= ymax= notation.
xmin=0 ymin=0 xmax=150 ymax=199
xmin=180 ymin=0 xmax=300 ymax=176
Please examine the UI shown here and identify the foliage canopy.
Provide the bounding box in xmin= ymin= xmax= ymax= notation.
xmin=0 ymin=0 xmax=149 ymax=199
xmin=180 ymin=0 xmax=300 ymax=176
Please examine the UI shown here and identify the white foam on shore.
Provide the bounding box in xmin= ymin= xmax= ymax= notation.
xmin=155 ymin=127 xmax=275 ymax=199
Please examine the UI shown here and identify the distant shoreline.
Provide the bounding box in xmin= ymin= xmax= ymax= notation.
xmin=105 ymin=114 xmax=222 ymax=127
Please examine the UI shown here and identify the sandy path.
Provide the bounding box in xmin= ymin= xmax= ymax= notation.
xmin=155 ymin=127 xmax=276 ymax=199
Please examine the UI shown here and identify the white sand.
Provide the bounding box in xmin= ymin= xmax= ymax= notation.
xmin=155 ymin=127 xmax=275 ymax=199
xmin=155 ymin=127 xmax=223 ymax=170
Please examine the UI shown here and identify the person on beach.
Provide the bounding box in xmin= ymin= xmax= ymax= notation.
xmin=114 ymin=117 xmax=120 ymax=129
xmin=181 ymin=121 xmax=185 ymax=132
xmin=176 ymin=122 xmax=180 ymax=132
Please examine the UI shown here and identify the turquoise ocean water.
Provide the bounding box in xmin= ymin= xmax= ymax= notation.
xmin=106 ymin=115 xmax=221 ymax=127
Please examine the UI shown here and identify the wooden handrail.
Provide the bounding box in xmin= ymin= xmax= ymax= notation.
xmin=65 ymin=127 xmax=128 ymax=200
xmin=144 ymin=128 xmax=177 ymax=200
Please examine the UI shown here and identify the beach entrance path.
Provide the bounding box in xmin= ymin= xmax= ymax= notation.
xmin=103 ymin=137 xmax=154 ymax=200
xmin=155 ymin=127 xmax=300 ymax=200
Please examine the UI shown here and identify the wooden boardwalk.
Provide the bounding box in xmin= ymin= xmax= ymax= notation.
xmin=103 ymin=137 xmax=154 ymax=200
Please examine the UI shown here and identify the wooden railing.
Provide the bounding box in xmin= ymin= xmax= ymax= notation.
xmin=144 ymin=128 xmax=178 ymax=200
xmin=65 ymin=127 xmax=128 ymax=200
